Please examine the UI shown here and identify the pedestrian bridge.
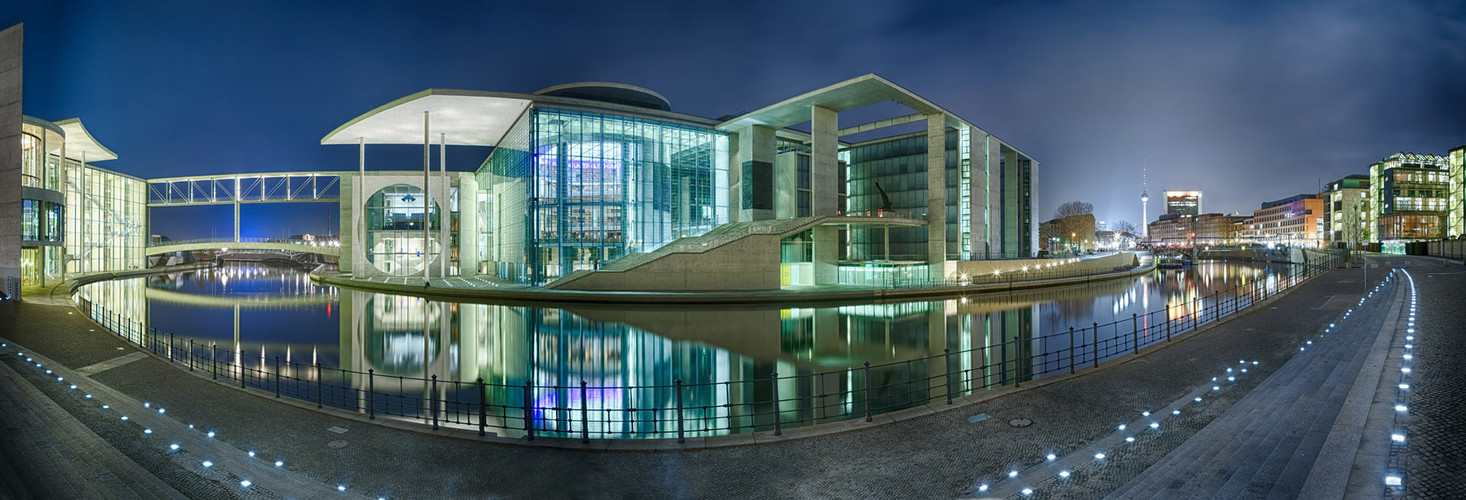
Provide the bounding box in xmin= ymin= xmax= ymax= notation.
xmin=146 ymin=238 xmax=341 ymax=257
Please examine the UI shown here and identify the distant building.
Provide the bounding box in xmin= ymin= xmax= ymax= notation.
xmin=1369 ymin=152 xmax=1450 ymax=242
xmin=1195 ymin=213 xmax=1246 ymax=243
xmin=1147 ymin=213 xmax=1193 ymax=245
xmin=1321 ymin=174 xmax=1370 ymax=246
xmin=1039 ymin=213 xmax=1095 ymax=253
xmin=1165 ymin=190 xmax=1202 ymax=217
xmin=1245 ymin=194 xmax=1324 ymax=246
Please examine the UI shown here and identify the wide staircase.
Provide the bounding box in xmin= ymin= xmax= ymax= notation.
xmin=546 ymin=217 xmax=824 ymax=290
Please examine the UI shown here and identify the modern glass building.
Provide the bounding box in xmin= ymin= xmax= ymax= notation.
xmin=479 ymin=103 xmax=728 ymax=284
xmin=324 ymin=75 xmax=1037 ymax=289
xmin=1369 ymin=152 xmax=1450 ymax=242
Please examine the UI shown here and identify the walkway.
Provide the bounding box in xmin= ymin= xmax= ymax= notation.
xmin=0 ymin=257 xmax=1461 ymax=498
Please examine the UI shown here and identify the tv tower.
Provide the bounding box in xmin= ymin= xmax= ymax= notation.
xmin=1140 ymin=167 xmax=1149 ymax=239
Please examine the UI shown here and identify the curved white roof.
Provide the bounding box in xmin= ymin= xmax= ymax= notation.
xmin=53 ymin=118 xmax=118 ymax=162
xmin=321 ymin=89 xmax=533 ymax=146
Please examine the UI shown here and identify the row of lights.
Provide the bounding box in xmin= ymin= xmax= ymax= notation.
xmin=977 ymin=266 xmax=1387 ymax=497
xmin=1 ymin=343 xmax=372 ymax=498
xmin=1385 ymin=270 xmax=1415 ymax=490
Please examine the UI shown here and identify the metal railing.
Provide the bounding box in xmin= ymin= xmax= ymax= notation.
xmin=76 ymin=252 xmax=1346 ymax=442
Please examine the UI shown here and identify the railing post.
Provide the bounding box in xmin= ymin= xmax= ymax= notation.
xmin=769 ymin=372 xmax=782 ymax=436
xmin=1133 ymin=313 xmax=1139 ymax=354
xmin=478 ymin=377 xmax=487 ymax=437
xmin=863 ymin=362 xmax=873 ymax=422
xmin=188 ymin=339 xmax=194 ymax=371
xmin=431 ymin=375 xmax=439 ymax=431
xmin=522 ymin=380 xmax=533 ymax=440
xmin=168 ymin=331 xmax=175 ymax=362
xmin=211 ymin=343 xmax=217 ymax=380
xmin=368 ymin=369 xmax=376 ymax=420
xmin=580 ymin=380 xmax=590 ymax=444
xmin=1192 ymin=298 xmax=1199 ymax=330
xmin=999 ymin=336 xmax=1008 ymax=386
xmin=316 ymin=363 xmax=323 ymax=409
xmin=273 ymin=356 xmax=281 ymax=398
xmin=944 ymin=348 xmax=954 ymax=404
xmin=675 ymin=379 xmax=687 ymax=442
xmin=1093 ymin=322 xmax=1100 ymax=368
xmin=1069 ymin=327 xmax=1076 ymax=374
xmin=1166 ymin=304 xmax=1173 ymax=341
xmin=1212 ymin=291 xmax=1219 ymax=321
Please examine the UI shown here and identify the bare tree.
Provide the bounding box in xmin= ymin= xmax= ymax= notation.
xmin=1054 ymin=201 xmax=1094 ymax=219
xmin=1111 ymin=220 xmax=1137 ymax=235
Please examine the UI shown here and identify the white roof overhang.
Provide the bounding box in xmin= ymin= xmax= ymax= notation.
xmin=321 ymin=89 xmax=533 ymax=147
xmin=53 ymin=118 xmax=118 ymax=162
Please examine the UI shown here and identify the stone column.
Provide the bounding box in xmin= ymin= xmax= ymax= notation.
xmin=812 ymin=225 xmax=838 ymax=285
xmin=338 ymin=173 xmax=355 ymax=275
xmin=925 ymin=114 xmax=947 ymax=281
xmin=736 ymin=125 xmax=776 ymax=221
xmin=458 ymin=174 xmax=479 ymax=276
xmin=0 ymin=25 xmax=22 ymax=301
xmin=810 ymin=106 xmax=839 ymax=216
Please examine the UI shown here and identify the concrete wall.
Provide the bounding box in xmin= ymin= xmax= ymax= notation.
xmin=953 ymin=252 xmax=1139 ymax=278
xmin=552 ymin=234 xmax=781 ymax=291
xmin=1427 ymin=239 xmax=1466 ymax=260
xmin=0 ymin=24 xmax=21 ymax=300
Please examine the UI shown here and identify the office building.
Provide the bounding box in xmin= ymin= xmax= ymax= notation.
xmin=1321 ymin=174 xmax=1370 ymax=246
xmin=1165 ymin=190 xmax=1201 ymax=217
xmin=1369 ymin=152 xmax=1450 ymax=242
xmin=1244 ymin=194 xmax=1323 ymax=246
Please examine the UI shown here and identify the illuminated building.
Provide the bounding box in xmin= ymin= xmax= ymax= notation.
xmin=1449 ymin=145 xmax=1464 ymax=238
xmin=1165 ymin=190 xmax=1201 ymax=217
xmin=1321 ymin=174 xmax=1369 ymax=246
xmin=1369 ymin=152 xmax=1450 ymax=242
xmin=1245 ymin=194 xmax=1323 ymax=247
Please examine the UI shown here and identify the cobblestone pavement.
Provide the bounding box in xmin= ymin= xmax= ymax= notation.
xmin=0 ymin=259 xmax=1461 ymax=499
xmin=1400 ymin=258 xmax=1466 ymax=498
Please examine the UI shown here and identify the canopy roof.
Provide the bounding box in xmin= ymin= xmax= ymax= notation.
xmin=321 ymin=89 xmax=533 ymax=146
xmin=53 ymin=118 xmax=118 ymax=162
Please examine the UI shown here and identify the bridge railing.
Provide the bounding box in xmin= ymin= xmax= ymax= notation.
xmin=147 ymin=237 xmax=339 ymax=248
xmin=75 ymin=251 xmax=1350 ymax=442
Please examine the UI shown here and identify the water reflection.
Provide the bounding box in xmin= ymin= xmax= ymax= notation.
xmin=75 ymin=259 xmax=1302 ymax=437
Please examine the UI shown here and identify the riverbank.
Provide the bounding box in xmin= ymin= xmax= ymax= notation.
xmin=310 ymin=258 xmax=1158 ymax=305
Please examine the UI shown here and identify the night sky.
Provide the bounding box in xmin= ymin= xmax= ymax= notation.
xmin=6 ymin=0 xmax=1465 ymax=238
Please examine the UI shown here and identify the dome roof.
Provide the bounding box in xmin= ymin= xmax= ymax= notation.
xmin=534 ymin=82 xmax=671 ymax=111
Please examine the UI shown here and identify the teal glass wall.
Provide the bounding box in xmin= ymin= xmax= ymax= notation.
xmin=844 ymin=130 xmax=959 ymax=261
xmin=478 ymin=107 xmax=729 ymax=284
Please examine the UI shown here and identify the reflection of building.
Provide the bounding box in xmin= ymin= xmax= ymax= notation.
xmin=1244 ymin=194 xmax=1323 ymax=246
xmin=1369 ymin=152 xmax=1450 ymax=242
xmin=1321 ymin=174 xmax=1370 ymax=246
xmin=324 ymin=75 xmax=1038 ymax=288
xmin=1165 ymin=190 xmax=1202 ymax=217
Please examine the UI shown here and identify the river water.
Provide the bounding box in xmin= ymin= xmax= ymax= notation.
xmin=75 ymin=258 xmax=1303 ymax=438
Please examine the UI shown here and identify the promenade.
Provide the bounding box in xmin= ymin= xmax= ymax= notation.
xmin=0 ymin=255 xmax=1461 ymax=498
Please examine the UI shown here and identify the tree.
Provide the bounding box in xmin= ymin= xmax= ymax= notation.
xmin=1111 ymin=220 xmax=1137 ymax=235
xmin=1054 ymin=201 xmax=1094 ymax=219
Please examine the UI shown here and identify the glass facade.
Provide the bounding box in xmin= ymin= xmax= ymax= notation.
xmin=477 ymin=107 xmax=728 ymax=284
xmin=363 ymin=184 xmax=442 ymax=276
xmin=844 ymin=130 xmax=959 ymax=261
xmin=65 ymin=163 xmax=147 ymax=275
xmin=1370 ymin=153 xmax=1450 ymax=242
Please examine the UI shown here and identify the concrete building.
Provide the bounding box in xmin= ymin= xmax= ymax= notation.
xmin=1165 ymin=190 xmax=1201 ymax=217
xmin=1 ymin=24 xmax=21 ymax=300
xmin=1369 ymin=152 xmax=1450 ymax=243
xmin=1038 ymin=213 xmax=1095 ymax=254
xmin=1321 ymin=174 xmax=1370 ymax=247
xmin=1244 ymin=194 xmax=1324 ymax=247
xmin=1147 ymin=214 xmax=1193 ymax=246
xmin=1195 ymin=213 xmax=1246 ymax=243
xmin=323 ymin=75 xmax=1038 ymax=290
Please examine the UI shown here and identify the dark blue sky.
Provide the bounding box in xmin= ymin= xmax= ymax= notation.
xmin=6 ymin=0 xmax=1465 ymax=236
